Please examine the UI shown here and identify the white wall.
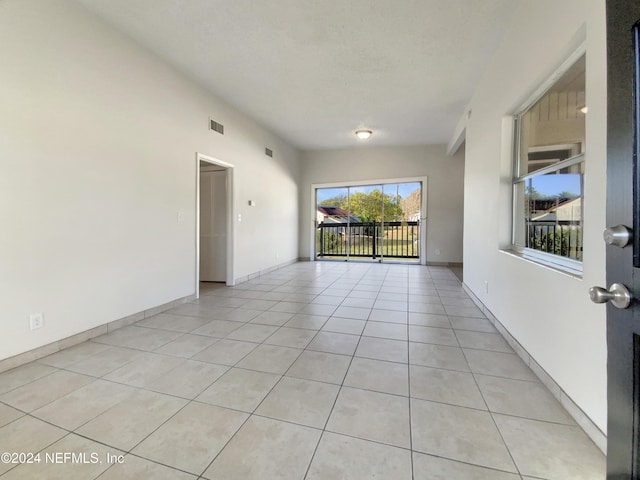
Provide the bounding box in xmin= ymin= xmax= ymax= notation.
xmin=300 ymin=145 xmax=464 ymax=263
xmin=462 ymin=0 xmax=607 ymax=431
xmin=0 ymin=0 xmax=300 ymax=360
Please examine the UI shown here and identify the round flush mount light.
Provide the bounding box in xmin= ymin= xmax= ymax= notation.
xmin=355 ymin=129 xmax=372 ymax=140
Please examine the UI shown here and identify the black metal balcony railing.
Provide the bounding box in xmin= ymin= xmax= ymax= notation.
xmin=526 ymin=222 xmax=582 ymax=261
xmin=317 ymin=221 xmax=420 ymax=259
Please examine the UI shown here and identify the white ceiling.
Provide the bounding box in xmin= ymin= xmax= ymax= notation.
xmin=75 ymin=0 xmax=520 ymax=150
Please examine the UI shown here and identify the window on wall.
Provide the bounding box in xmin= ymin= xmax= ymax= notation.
xmin=512 ymin=52 xmax=585 ymax=273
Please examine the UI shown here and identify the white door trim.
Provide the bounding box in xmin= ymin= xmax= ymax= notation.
xmin=310 ymin=176 xmax=428 ymax=265
xmin=196 ymin=152 xmax=235 ymax=298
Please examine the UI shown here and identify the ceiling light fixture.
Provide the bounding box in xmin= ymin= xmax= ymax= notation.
xmin=355 ymin=129 xmax=372 ymax=140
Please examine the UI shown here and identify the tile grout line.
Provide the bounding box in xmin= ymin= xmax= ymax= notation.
xmin=95 ymin=311 xmax=301 ymax=477
xmin=301 ymin=269 xmax=367 ymax=480
xmin=458 ymin=337 xmax=523 ymax=477
xmin=440 ymin=274 xmax=522 ymax=476
xmin=404 ymin=271 xmax=416 ymax=480
xmin=196 ymin=293 xmax=332 ymax=478
xmin=0 ymin=430 xmax=78 ymax=478
xmin=130 ymin=283 xmax=313 ymax=479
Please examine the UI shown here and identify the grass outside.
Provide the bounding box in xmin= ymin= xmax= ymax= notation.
xmin=316 ymin=227 xmax=419 ymax=258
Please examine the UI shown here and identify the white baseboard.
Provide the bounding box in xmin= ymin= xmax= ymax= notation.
xmin=462 ymin=282 xmax=607 ymax=454
xmin=0 ymin=294 xmax=195 ymax=374
xmin=233 ymin=258 xmax=299 ymax=284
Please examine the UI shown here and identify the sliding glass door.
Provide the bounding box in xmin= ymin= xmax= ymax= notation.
xmin=382 ymin=182 xmax=421 ymax=260
xmin=315 ymin=181 xmax=422 ymax=262
xmin=315 ymin=186 xmax=350 ymax=259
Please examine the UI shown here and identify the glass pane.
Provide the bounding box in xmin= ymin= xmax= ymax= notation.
xmin=382 ymin=182 xmax=421 ymax=260
xmin=514 ymin=162 xmax=584 ymax=260
xmin=316 ymin=187 xmax=350 ymax=259
xmin=316 ymin=182 xmax=423 ymax=262
xmin=348 ymin=185 xmax=382 ymax=258
xmin=517 ymin=55 xmax=585 ymax=176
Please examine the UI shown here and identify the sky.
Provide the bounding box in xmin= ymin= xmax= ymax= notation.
xmin=316 ymin=182 xmax=421 ymax=204
xmin=530 ymin=173 xmax=581 ymax=197
xmin=316 ymin=175 xmax=578 ymax=205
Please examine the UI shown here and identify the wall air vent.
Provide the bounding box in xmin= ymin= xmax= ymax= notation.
xmin=265 ymin=147 xmax=273 ymax=157
xmin=209 ymin=118 xmax=224 ymax=135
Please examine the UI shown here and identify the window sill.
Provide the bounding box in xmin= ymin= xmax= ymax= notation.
xmin=499 ymin=249 xmax=583 ymax=279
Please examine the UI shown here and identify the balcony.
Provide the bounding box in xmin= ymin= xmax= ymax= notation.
xmin=316 ymin=221 xmax=420 ymax=260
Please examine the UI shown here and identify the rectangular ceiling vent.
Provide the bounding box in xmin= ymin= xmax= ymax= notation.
xmin=209 ymin=118 xmax=224 ymax=135
xmin=265 ymin=147 xmax=273 ymax=157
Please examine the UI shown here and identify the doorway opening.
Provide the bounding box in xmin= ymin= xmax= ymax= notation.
xmin=312 ymin=177 xmax=427 ymax=264
xmin=196 ymin=152 xmax=235 ymax=298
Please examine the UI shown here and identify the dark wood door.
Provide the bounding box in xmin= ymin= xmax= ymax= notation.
xmin=607 ymin=1 xmax=640 ymax=477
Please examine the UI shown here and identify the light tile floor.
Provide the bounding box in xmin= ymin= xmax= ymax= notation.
xmin=0 ymin=262 xmax=605 ymax=479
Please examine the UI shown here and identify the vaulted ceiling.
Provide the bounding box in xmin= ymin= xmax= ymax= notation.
xmin=76 ymin=0 xmax=520 ymax=149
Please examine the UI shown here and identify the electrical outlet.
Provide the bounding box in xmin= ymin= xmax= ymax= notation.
xmin=30 ymin=313 xmax=44 ymax=330
xmin=435 ymin=248 xmax=441 ymax=256
xmin=177 ymin=211 xmax=184 ymax=222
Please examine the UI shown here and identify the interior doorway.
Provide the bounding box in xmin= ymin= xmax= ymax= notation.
xmin=195 ymin=153 xmax=235 ymax=298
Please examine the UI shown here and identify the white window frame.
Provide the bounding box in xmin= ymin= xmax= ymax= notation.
xmin=309 ymin=176 xmax=428 ymax=265
xmin=510 ymin=44 xmax=586 ymax=275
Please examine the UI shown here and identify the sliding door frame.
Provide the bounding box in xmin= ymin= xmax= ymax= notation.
xmin=310 ymin=176 xmax=428 ymax=265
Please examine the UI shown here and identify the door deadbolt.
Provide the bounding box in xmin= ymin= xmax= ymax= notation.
xmin=589 ymin=283 xmax=632 ymax=309
xmin=603 ymin=225 xmax=632 ymax=248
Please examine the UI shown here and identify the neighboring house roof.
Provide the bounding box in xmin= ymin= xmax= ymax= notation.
xmin=317 ymin=206 xmax=359 ymax=223
xmin=531 ymin=197 xmax=581 ymax=223
xmin=406 ymin=212 xmax=421 ymax=222
xmin=317 ymin=206 xmax=349 ymax=217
